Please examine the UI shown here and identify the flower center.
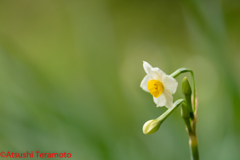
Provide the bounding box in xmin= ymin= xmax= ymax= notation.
xmin=147 ymin=80 xmax=164 ymax=98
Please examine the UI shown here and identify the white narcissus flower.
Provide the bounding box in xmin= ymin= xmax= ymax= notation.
xmin=140 ymin=61 xmax=178 ymax=109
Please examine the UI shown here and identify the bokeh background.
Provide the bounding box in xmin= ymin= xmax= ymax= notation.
xmin=0 ymin=0 xmax=239 ymax=159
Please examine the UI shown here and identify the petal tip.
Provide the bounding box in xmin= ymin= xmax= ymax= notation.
xmin=142 ymin=61 xmax=153 ymax=75
xmin=156 ymin=104 xmax=163 ymax=108
xmin=143 ymin=61 xmax=148 ymax=66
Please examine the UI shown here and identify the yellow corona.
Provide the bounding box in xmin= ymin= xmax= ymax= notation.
xmin=147 ymin=80 xmax=164 ymax=98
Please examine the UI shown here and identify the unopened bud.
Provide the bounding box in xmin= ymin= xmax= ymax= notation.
xmin=181 ymin=77 xmax=194 ymax=119
xmin=143 ymin=119 xmax=161 ymax=135
xmin=181 ymin=102 xmax=190 ymax=119
xmin=181 ymin=77 xmax=192 ymax=95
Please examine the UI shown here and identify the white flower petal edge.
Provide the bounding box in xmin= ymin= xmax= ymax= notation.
xmin=153 ymin=89 xmax=173 ymax=108
xmin=162 ymin=89 xmax=173 ymax=108
xmin=143 ymin=61 xmax=166 ymax=80
xmin=153 ymin=94 xmax=166 ymax=107
xmin=151 ymin=67 xmax=166 ymax=81
xmin=143 ymin=61 xmax=153 ymax=75
xmin=162 ymin=75 xmax=178 ymax=94
xmin=140 ymin=75 xmax=152 ymax=92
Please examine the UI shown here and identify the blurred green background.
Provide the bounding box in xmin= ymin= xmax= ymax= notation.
xmin=0 ymin=0 xmax=240 ymax=159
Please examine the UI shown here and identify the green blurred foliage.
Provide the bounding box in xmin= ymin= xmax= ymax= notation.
xmin=0 ymin=0 xmax=240 ymax=159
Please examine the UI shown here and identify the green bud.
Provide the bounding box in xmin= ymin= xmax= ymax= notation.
xmin=181 ymin=77 xmax=194 ymax=119
xmin=181 ymin=102 xmax=192 ymax=133
xmin=142 ymin=119 xmax=161 ymax=135
xmin=181 ymin=77 xmax=192 ymax=95
xmin=181 ymin=102 xmax=190 ymax=119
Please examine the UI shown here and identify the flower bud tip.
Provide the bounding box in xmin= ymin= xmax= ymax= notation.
xmin=143 ymin=119 xmax=161 ymax=135
xmin=181 ymin=77 xmax=192 ymax=95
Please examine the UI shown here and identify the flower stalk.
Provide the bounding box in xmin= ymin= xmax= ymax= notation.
xmin=143 ymin=99 xmax=185 ymax=134
xmin=180 ymin=76 xmax=199 ymax=160
xmin=189 ymin=127 xmax=199 ymax=160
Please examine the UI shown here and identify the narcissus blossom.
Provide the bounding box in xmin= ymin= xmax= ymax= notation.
xmin=140 ymin=61 xmax=178 ymax=108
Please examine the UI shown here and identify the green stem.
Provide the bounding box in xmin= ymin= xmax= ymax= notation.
xmin=170 ymin=68 xmax=196 ymax=111
xmin=184 ymin=113 xmax=199 ymax=160
xmin=189 ymin=133 xmax=199 ymax=160
xmin=156 ymin=99 xmax=185 ymax=122
xmin=183 ymin=118 xmax=192 ymax=133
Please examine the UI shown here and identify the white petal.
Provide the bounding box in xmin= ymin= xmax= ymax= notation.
xmin=162 ymin=75 xmax=178 ymax=94
xmin=153 ymin=94 xmax=166 ymax=107
xmin=162 ymin=89 xmax=173 ymax=109
xmin=140 ymin=75 xmax=152 ymax=92
xmin=143 ymin=61 xmax=153 ymax=75
xmin=151 ymin=67 xmax=167 ymax=81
